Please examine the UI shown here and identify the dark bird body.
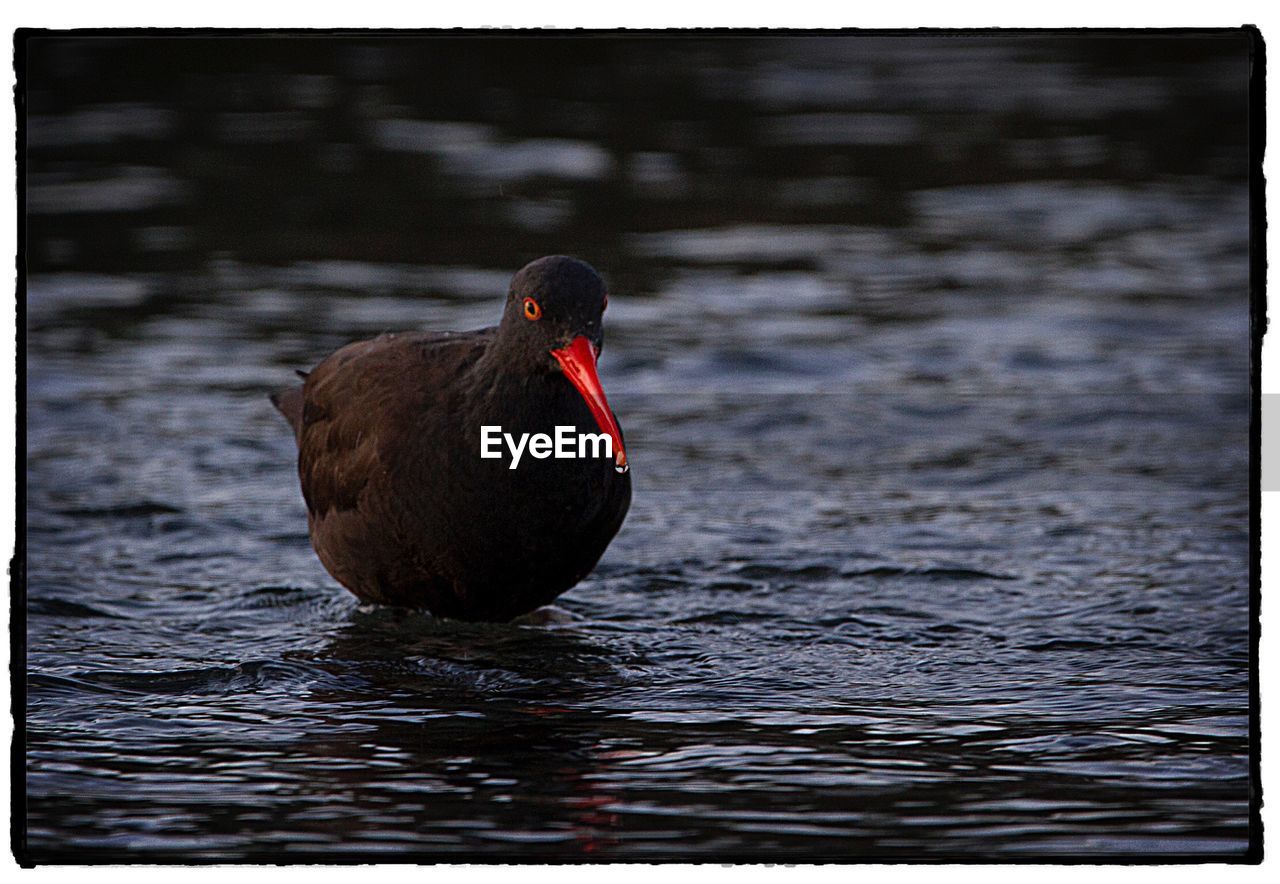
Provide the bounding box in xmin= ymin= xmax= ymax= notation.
xmin=271 ymin=256 xmax=631 ymax=622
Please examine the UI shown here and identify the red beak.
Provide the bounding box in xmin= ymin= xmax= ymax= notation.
xmin=551 ymin=336 xmax=628 ymax=473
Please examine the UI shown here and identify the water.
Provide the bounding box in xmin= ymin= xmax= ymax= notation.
xmin=21 ymin=33 xmax=1255 ymax=860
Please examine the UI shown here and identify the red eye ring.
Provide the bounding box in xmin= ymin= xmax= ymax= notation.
xmin=523 ymin=297 xmax=542 ymax=321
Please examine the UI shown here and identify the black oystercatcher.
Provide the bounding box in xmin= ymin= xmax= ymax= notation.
xmin=270 ymin=256 xmax=631 ymax=622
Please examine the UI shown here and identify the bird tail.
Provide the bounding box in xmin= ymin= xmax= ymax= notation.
xmin=269 ymin=382 xmax=306 ymax=443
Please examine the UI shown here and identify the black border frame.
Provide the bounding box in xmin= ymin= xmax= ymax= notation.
xmin=9 ymin=25 xmax=1266 ymax=866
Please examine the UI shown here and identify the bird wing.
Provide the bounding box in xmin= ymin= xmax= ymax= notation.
xmin=290 ymin=329 xmax=492 ymax=519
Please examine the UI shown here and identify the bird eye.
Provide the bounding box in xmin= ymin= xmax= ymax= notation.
xmin=523 ymin=297 xmax=542 ymax=321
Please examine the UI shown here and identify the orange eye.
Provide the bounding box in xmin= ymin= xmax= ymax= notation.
xmin=523 ymin=297 xmax=542 ymax=321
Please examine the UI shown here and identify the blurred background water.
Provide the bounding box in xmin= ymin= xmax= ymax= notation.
xmin=21 ymin=32 xmax=1255 ymax=861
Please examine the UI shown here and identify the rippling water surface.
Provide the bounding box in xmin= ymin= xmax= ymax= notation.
xmin=22 ymin=33 xmax=1255 ymax=860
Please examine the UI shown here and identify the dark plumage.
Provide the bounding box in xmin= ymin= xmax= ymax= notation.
xmin=271 ymin=256 xmax=631 ymax=622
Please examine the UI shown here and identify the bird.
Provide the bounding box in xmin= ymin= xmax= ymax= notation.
xmin=270 ymin=255 xmax=631 ymax=622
